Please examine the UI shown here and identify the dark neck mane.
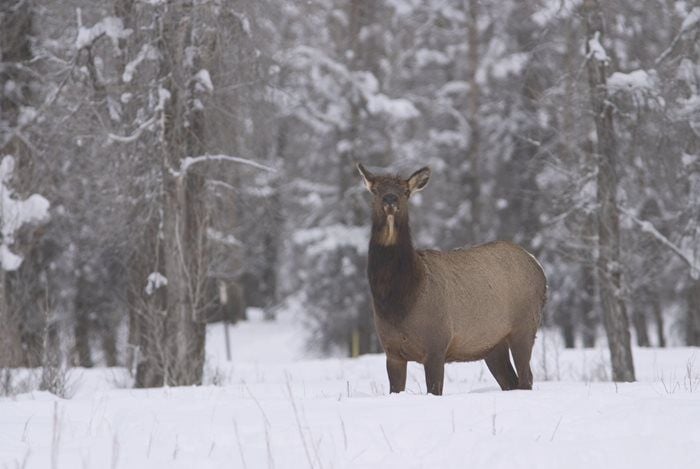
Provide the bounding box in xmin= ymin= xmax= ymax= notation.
xmin=367 ymin=214 xmax=421 ymax=324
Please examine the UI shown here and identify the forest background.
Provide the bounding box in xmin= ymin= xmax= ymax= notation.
xmin=1 ymin=0 xmax=699 ymax=389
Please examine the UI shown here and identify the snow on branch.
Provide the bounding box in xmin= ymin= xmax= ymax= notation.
xmin=288 ymin=46 xmax=419 ymax=122
xmin=366 ymin=93 xmax=419 ymax=120
xmin=145 ymin=272 xmax=167 ymax=296
xmin=607 ymin=70 xmax=657 ymax=93
xmin=587 ymin=31 xmax=609 ymax=62
xmin=108 ymin=88 xmax=169 ymax=143
xmin=123 ymin=44 xmax=158 ymax=83
xmin=171 ymin=154 xmax=276 ymax=178
xmin=107 ymin=116 xmax=156 ymax=143
xmin=0 ymin=245 xmax=23 ymax=271
xmin=193 ymin=69 xmax=214 ymax=93
xmin=1 ymin=156 xmax=50 ymax=271
xmin=620 ymin=207 xmax=700 ymax=279
xmin=681 ymin=7 xmax=700 ymax=32
xmin=207 ymin=228 xmax=242 ymax=247
xmin=75 ymin=10 xmax=132 ymax=50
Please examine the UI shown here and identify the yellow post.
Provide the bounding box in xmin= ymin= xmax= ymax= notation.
xmin=351 ymin=329 xmax=360 ymax=358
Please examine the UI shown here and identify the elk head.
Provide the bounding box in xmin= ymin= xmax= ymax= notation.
xmin=356 ymin=163 xmax=431 ymax=246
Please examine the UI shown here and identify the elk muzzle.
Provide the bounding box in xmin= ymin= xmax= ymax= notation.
xmin=382 ymin=193 xmax=399 ymax=215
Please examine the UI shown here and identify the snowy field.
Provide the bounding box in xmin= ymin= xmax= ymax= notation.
xmin=1 ymin=311 xmax=700 ymax=469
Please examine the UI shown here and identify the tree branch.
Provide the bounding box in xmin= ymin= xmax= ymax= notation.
xmin=620 ymin=207 xmax=700 ymax=279
xmin=107 ymin=116 xmax=156 ymax=143
xmin=654 ymin=7 xmax=700 ymax=67
xmin=171 ymin=154 xmax=276 ymax=177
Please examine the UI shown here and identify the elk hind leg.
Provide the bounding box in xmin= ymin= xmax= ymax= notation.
xmin=509 ymin=331 xmax=535 ymax=390
xmin=484 ymin=341 xmax=518 ymax=391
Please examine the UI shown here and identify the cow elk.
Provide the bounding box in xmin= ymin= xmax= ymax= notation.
xmin=357 ymin=163 xmax=547 ymax=395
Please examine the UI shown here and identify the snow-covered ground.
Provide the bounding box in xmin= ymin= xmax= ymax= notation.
xmin=1 ymin=311 xmax=699 ymax=469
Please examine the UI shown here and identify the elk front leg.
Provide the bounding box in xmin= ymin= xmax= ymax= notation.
xmin=386 ymin=357 xmax=407 ymax=393
xmin=424 ymin=356 xmax=445 ymax=395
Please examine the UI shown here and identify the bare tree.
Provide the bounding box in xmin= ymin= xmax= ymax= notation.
xmin=0 ymin=0 xmax=50 ymax=368
xmin=583 ymin=0 xmax=635 ymax=381
xmin=464 ymin=0 xmax=481 ymax=241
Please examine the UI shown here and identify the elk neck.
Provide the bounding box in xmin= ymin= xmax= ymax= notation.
xmin=367 ymin=211 xmax=422 ymax=324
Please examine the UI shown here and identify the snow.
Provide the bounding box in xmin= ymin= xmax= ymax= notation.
xmin=107 ymin=95 xmax=122 ymax=121
xmin=1 ymin=192 xmax=50 ymax=240
xmin=241 ymin=16 xmax=251 ymax=37
xmin=532 ymin=0 xmax=582 ymax=26
xmin=76 ymin=16 xmax=131 ymax=50
xmin=336 ymin=139 xmax=353 ymax=154
xmin=414 ymin=48 xmax=451 ymax=68
xmin=385 ymin=0 xmax=421 ymax=16
xmin=429 ymin=129 xmax=467 ymax=149
xmin=206 ymin=227 xmax=242 ymax=247
xmin=1 ymin=313 xmax=699 ymax=469
xmin=107 ymin=116 xmax=156 ymax=143
xmin=681 ymin=7 xmax=700 ymax=32
xmin=437 ymin=81 xmax=469 ymax=98
xmin=681 ymin=153 xmax=697 ymax=167
xmin=0 ymin=244 xmax=23 ymax=270
xmin=0 ymin=155 xmax=50 ymax=271
xmin=174 ymin=154 xmax=276 ymax=177
xmin=607 ymin=70 xmax=656 ymax=93
xmin=157 ymin=87 xmax=171 ymax=110
xmin=194 ymin=69 xmax=214 ymax=93
xmin=144 ymin=272 xmax=167 ymax=295
xmin=367 ymin=94 xmax=420 ymax=120
xmin=353 ymin=71 xmax=419 ymax=120
xmin=587 ymin=31 xmax=608 ymax=62
xmin=17 ymin=106 xmax=37 ymax=127
xmin=122 ymin=44 xmax=158 ymax=83
xmin=490 ymin=52 xmax=529 ymax=79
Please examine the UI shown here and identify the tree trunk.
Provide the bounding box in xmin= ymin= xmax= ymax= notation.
xmin=101 ymin=325 xmax=118 ymax=367
xmin=651 ymin=293 xmax=665 ymax=348
xmin=687 ymin=280 xmax=700 ymax=346
xmin=73 ymin=276 xmax=94 ymax=367
xmin=631 ymin=308 xmax=650 ymax=347
xmin=130 ymin=229 xmax=167 ymax=388
xmin=342 ymin=0 xmax=380 ymax=356
xmin=261 ymin=227 xmax=278 ymax=320
xmin=561 ymin=313 xmax=575 ymax=349
xmin=565 ymin=20 xmax=597 ymax=349
xmin=0 ymin=0 xmax=39 ymax=368
xmin=73 ymin=313 xmax=93 ymax=367
xmin=583 ymin=0 xmax=635 ymax=381
xmin=465 ymin=0 xmax=481 ymax=242
xmin=161 ymin=173 xmax=207 ymax=386
xmin=130 ymin=1 xmax=212 ymax=387
xmin=109 ymin=0 xmax=163 ymax=382
xmin=580 ymin=247 xmax=598 ymax=348
xmin=158 ymin=3 xmax=208 ymax=386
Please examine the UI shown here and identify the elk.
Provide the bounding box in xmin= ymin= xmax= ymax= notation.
xmin=357 ymin=163 xmax=547 ymax=395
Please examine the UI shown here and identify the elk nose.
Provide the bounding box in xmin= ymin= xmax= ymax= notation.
xmin=382 ymin=194 xmax=398 ymax=207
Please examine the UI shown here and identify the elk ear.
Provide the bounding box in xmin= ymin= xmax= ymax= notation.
xmin=407 ymin=166 xmax=430 ymax=194
xmin=356 ymin=163 xmax=375 ymax=192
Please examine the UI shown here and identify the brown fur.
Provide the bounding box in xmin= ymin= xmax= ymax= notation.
xmin=358 ymin=164 xmax=547 ymax=395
